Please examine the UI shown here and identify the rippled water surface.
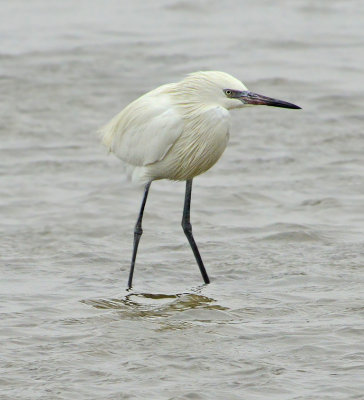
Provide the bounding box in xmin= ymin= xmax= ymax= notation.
xmin=1 ymin=1 xmax=364 ymax=399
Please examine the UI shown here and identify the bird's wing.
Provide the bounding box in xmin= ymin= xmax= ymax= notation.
xmin=101 ymin=85 xmax=183 ymax=166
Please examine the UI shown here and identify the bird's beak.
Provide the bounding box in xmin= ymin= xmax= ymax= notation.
xmin=238 ymin=91 xmax=301 ymax=109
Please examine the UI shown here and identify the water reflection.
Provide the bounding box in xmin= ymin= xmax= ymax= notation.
xmin=81 ymin=289 xmax=228 ymax=321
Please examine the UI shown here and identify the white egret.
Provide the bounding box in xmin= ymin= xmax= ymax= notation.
xmin=100 ymin=71 xmax=301 ymax=288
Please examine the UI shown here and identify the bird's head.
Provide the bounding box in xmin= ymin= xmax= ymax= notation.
xmin=178 ymin=71 xmax=301 ymax=111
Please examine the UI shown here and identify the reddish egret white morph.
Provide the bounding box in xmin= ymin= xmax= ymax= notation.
xmin=100 ymin=71 xmax=301 ymax=288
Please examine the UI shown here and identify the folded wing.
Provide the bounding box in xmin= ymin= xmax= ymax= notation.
xmin=100 ymin=85 xmax=183 ymax=167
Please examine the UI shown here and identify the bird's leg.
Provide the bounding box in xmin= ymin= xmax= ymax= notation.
xmin=127 ymin=181 xmax=151 ymax=289
xmin=181 ymin=179 xmax=210 ymax=284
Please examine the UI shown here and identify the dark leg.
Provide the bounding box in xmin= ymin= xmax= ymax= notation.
xmin=128 ymin=181 xmax=151 ymax=289
xmin=182 ymin=179 xmax=210 ymax=284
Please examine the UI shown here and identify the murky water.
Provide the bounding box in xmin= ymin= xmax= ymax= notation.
xmin=1 ymin=1 xmax=363 ymax=399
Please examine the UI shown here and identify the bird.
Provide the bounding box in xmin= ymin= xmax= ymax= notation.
xmin=100 ymin=71 xmax=301 ymax=288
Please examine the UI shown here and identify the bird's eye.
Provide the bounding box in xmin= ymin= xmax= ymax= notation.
xmin=225 ymin=89 xmax=233 ymax=97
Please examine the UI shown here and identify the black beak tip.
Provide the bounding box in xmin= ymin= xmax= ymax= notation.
xmin=279 ymin=101 xmax=302 ymax=110
xmin=291 ymin=104 xmax=302 ymax=110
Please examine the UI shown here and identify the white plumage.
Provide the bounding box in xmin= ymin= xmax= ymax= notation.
xmin=100 ymin=70 xmax=300 ymax=288
xmin=100 ymin=71 xmax=248 ymax=183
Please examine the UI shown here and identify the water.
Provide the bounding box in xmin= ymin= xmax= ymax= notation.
xmin=1 ymin=1 xmax=364 ymax=399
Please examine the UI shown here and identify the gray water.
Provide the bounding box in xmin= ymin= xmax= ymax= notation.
xmin=1 ymin=1 xmax=364 ymax=399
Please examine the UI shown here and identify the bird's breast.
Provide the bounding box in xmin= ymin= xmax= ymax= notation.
xmin=158 ymin=106 xmax=231 ymax=180
xmin=192 ymin=106 xmax=231 ymax=149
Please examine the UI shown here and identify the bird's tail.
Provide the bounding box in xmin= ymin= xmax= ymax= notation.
xmin=98 ymin=115 xmax=120 ymax=153
xmin=99 ymin=126 xmax=113 ymax=153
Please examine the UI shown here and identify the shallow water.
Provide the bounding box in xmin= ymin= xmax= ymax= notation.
xmin=1 ymin=1 xmax=364 ymax=399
